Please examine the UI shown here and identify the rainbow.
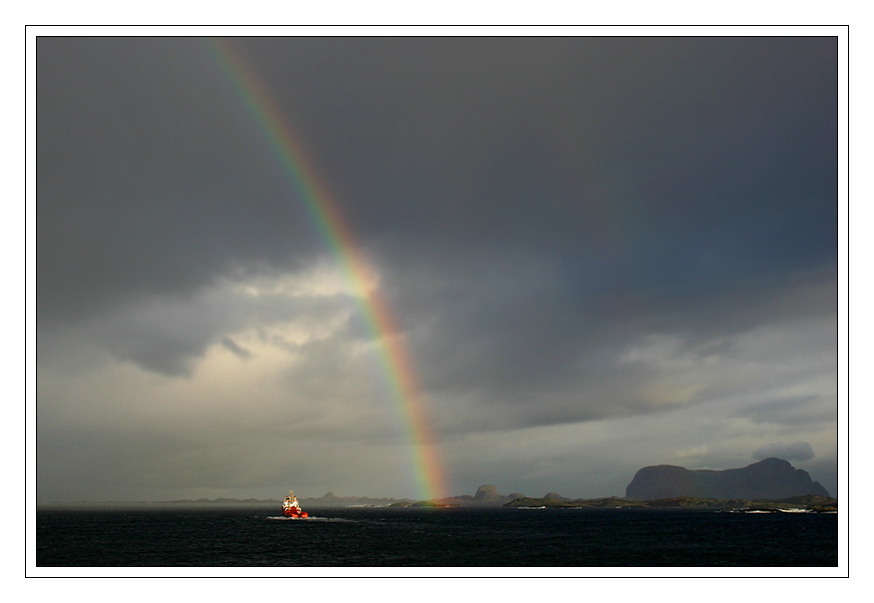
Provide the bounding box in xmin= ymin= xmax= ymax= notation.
xmin=203 ymin=38 xmax=447 ymax=502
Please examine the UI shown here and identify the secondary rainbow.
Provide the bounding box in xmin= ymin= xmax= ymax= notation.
xmin=203 ymin=38 xmax=447 ymax=502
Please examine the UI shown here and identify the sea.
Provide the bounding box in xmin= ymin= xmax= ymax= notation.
xmin=35 ymin=505 xmax=838 ymax=572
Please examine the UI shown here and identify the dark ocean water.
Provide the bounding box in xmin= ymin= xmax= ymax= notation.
xmin=36 ymin=506 xmax=837 ymax=567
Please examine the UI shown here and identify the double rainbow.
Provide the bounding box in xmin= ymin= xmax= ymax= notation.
xmin=203 ymin=38 xmax=447 ymax=502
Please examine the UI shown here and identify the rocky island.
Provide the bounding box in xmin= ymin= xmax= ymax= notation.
xmin=625 ymin=457 xmax=830 ymax=500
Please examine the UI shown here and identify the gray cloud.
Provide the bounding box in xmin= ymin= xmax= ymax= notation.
xmin=752 ymin=442 xmax=816 ymax=463
xmin=220 ymin=336 xmax=251 ymax=360
xmin=737 ymin=396 xmax=837 ymax=428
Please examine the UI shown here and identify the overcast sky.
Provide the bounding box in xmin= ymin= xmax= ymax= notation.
xmin=35 ymin=35 xmax=839 ymax=501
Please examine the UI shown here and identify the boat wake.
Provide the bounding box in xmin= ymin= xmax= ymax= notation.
xmin=266 ymin=515 xmax=352 ymax=522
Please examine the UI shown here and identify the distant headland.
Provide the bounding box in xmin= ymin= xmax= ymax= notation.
xmin=625 ymin=458 xmax=829 ymax=500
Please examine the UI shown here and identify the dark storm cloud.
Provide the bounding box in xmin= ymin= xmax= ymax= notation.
xmin=38 ymin=37 xmax=837 ymax=333
xmin=37 ymin=38 xmax=320 ymax=327
xmin=235 ymin=36 xmax=836 ymax=268
xmin=36 ymin=35 xmax=838 ymax=501
xmin=37 ymin=35 xmax=837 ymax=384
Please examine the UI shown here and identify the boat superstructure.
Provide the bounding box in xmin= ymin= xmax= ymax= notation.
xmin=282 ymin=491 xmax=309 ymax=518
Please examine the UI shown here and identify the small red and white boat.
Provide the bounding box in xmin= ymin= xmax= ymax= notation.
xmin=282 ymin=491 xmax=308 ymax=518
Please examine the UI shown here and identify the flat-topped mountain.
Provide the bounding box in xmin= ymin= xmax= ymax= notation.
xmin=625 ymin=458 xmax=829 ymax=500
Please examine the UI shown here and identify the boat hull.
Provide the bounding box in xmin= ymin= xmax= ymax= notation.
xmin=282 ymin=508 xmax=308 ymax=518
